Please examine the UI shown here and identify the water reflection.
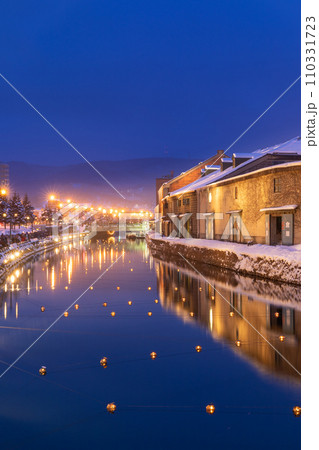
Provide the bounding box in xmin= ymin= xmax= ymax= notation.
xmin=154 ymin=257 xmax=301 ymax=381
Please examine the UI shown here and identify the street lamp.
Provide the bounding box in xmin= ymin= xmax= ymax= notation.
xmin=1 ymin=188 xmax=7 ymax=196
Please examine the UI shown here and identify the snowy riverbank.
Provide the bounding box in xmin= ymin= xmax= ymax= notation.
xmin=146 ymin=234 xmax=301 ymax=285
xmin=0 ymin=238 xmax=59 ymax=284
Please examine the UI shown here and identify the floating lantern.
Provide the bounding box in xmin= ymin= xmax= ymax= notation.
xmin=148 ymin=287 xmax=152 ymax=291
xmin=293 ymin=406 xmax=301 ymax=417
xmin=39 ymin=366 xmax=47 ymax=376
xmin=211 ymin=296 xmax=215 ymax=300
xmin=100 ymin=356 xmax=108 ymax=367
xmin=64 ymin=311 xmax=69 ymax=317
xmin=150 ymin=352 xmax=157 ymax=360
xmin=128 ymin=301 xmax=132 ymax=306
xmin=235 ymin=340 xmax=241 ymax=347
xmin=206 ymin=404 xmax=215 ymax=414
xmin=111 ymin=312 xmax=116 ymax=317
xmin=182 ymin=298 xmax=186 ymax=302
xmin=103 ymin=302 xmax=107 ymax=307
xmin=130 ymin=268 xmax=133 ymax=272
xmin=190 ymin=312 xmax=194 ymax=317
xmin=64 ymin=286 xmax=68 ymax=290
xmin=75 ymin=304 xmax=79 ymax=310
xmin=90 ymin=286 xmax=94 ymax=290
xmin=279 ymin=335 xmax=285 ymax=342
xmin=154 ymin=299 xmax=159 ymax=304
xmin=106 ymin=403 xmax=116 ymax=413
xmin=195 ymin=345 xmax=202 ymax=353
xmin=229 ymin=311 xmax=234 ymax=317
xmin=148 ymin=311 xmax=152 ymax=317
xmin=275 ymin=312 xmax=280 ymax=318
xmin=199 ymin=287 xmax=202 ymax=292
xmin=116 ymin=286 xmax=120 ymax=291
xmin=174 ymin=287 xmax=178 ymax=291
xmin=41 ymin=306 xmax=45 ymax=312
xmin=39 ymin=286 xmax=43 ymax=290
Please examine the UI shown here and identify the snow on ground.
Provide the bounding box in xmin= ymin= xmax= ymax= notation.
xmin=148 ymin=233 xmax=300 ymax=264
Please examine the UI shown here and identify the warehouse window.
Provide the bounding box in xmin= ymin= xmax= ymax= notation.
xmin=274 ymin=178 xmax=281 ymax=193
xmin=234 ymin=187 xmax=238 ymax=199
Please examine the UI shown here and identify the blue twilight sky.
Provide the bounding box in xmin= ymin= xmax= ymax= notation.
xmin=0 ymin=0 xmax=300 ymax=165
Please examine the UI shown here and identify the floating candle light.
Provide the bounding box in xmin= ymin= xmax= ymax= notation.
xmin=41 ymin=306 xmax=45 ymax=312
xmin=195 ymin=345 xmax=202 ymax=353
xmin=103 ymin=302 xmax=107 ymax=307
xmin=128 ymin=301 xmax=132 ymax=306
xmin=279 ymin=335 xmax=285 ymax=342
xmin=235 ymin=340 xmax=241 ymax=347
xmin=148 ymin=312 xmax=152 ymax=317
xmin=154 ymin=299 xmax=159 ymax=304
xmin=206 ymin=404 xmax=215 ymax=415
xmin=64 ymin=311 xmax=69 ymax=317
xmin=39 ymin=366 xmax=47 ymax=376
xmin=100 ymin=357 xmax=108 ymax=367
xmin=106 ymin=403 xmax=116 ymax=413
xmin=293 ymin=406 xmax=301 ymax=417
xmin=111 ymin=312 xmax=116 ymax=317
xmin=75 ymin=304 xmax=79 ymax=310
xmin=229 ymin=311 xmax=234 ymax=317
xmin=150 ymin=352 xmax=157 ymax=360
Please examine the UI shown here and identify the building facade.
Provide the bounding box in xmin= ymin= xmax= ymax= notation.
xmin=157 ymin=138 xmax=301 ymax=246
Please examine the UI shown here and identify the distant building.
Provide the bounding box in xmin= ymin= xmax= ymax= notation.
xmin=157 ymin=137 xmax=301 ymax=245
xmin=0 ymin=163 xmax=9 ymax=190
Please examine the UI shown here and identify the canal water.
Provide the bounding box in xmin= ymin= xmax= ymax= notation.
xmin=0 ymin=239 xmax=300 ymax=449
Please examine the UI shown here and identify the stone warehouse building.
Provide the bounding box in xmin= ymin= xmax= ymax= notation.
xmin=156 ymin=137 xmax=301 ymax=245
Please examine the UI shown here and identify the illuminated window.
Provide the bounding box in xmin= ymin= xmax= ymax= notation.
xmin=208 ymin=192 xmax=212 ymax=203
xmin=274 ymin=178 xmax=281 ymax=193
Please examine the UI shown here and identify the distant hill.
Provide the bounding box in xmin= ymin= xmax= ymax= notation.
xmin=6 ymin=157 xmax=199 ymax=209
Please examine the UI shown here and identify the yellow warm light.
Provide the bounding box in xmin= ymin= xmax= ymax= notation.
xmin=100 ymin=356 xmax=108 ymax=367
xmin=190 ymin=312 xmax=195 ymax=317
xmin=103 ymin=302 xmax=107 ymax=307
xmin=279 ymin=335 xmax=285 ymax=342
xmin=64 ymin=311 xmax=69 ymax=317
xmin=75 ymin=304 xmax=79 ymax=310
xmin=59 ymin=203 xmax=63 ymax=208
xmin=148 ymin=286 xmax=152 ymax=291
xmin=147 ymin=311 xmax=152 ymax=316
xmin=275 ymin=312 xmax=280 ymax=318
xmin=195 ymin=345 xmax=202 ymax=353
xmin=41 ymin=306 xmax=45 ymax=312
xmin=229 ymin=311 xmax=234 ymax=317
xmin=128 ymin=301 xmax=132 ymax=306
xmin=111 ymin=311 xmax=116 ymax=317
xmin=293 ymin=406 xmax=301 ymax=417
xmin=206 ymin=404 xmax=215 ymax=415
xmin=39 ymin=366 xmax=47 ymax=376
xmin=235 ymin=340 xmax=241 ymax=347
xmin=67 ymin=199 xmax=71 ymax=204
xmin=154 ymin=299 xmax=159 ymax=304
xmin=1 ymin=188 xmax=7 ymax=195
xmin=150 ymin=352 xmax=157 ymax=360
xmin=49 ymin=194 xmax=55 ymax=200
xmin=106 ymin=403 xmax=116 ymax=413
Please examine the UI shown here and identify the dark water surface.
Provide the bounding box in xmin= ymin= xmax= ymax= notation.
xmin=0 ymin=239 xmax=301 ymax=449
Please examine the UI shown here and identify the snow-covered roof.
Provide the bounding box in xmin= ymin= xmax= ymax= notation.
xmin=260 ymin=205 xmax=298 ymax=212
xmin=232 ymin=153 xmax=254 ymax=158
xmin=169 ymin=137 xmax=301 ymax=197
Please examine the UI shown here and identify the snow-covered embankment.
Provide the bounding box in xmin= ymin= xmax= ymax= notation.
xmin=146 ymin=234 xmax=301 ymax=285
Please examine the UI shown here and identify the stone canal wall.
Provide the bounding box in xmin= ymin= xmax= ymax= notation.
xmin=0 ymin=238 xmax=59 ymax=285
xmin=146 ymin=234 xmax=301 ymax=285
